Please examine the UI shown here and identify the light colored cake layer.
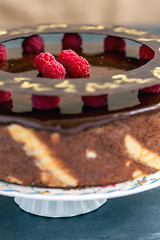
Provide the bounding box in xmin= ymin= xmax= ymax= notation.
xmin=8 ymin=124 xmax=78 ymax=187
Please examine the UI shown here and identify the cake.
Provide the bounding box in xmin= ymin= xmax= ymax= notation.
xmin=0 ymin=24 xmax=160 ymax=188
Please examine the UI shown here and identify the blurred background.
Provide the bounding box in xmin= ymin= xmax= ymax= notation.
xmin=0 ymin=0 xmax=160 ymax=28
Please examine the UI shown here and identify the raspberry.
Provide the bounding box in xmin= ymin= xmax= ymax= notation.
xmin=0 ymin=44 xmax=7 ymax=61
xmin=67 ymin=56 xmax=90 ymax=77
xmin=42 ymin=60 xmax=66 ymax=79
xmin=81 ymin=95 xmax=108 ymax=108
xmin=32 ymin=95 xmax=60 ymax=110
xmin=104 ymin=36 xmax=126 ymax=52
xmin=139 ymin=84 xmax=160 ymax=93
xmin=139 ymin=45 xmax=155 ymax=60
xmin=22 ymin=35 xmax=44 ymax=54
xmin=62 ymin=33 xmax=82 ymax=50
xmin=0 ymin=90 xmax=12 ymax=103
xmin=34 ymin=52 xmax=55 ymax=73
xmin=57 ymin=50 xmax=78 ymax=68
xmin=0 ymin=61 xmax=8 ymax=71
xmin=0 ymin=99 xmax=13 ymax=112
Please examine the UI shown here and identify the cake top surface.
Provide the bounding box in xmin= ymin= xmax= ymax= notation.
xmin=0 ymin=24 xmax=160 ymax=96
xmin=0 ymin=24 xmax=160 ymax=134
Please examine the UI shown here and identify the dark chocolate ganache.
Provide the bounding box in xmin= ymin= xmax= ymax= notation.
xmin=0 ymin=36 xmax=157 ymax=134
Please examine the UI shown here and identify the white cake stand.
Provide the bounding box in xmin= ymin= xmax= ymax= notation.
xmin=1 ymin=171 xmax=160 ymax=218
xmin=14 ymin=197 xmax=107 ymax=217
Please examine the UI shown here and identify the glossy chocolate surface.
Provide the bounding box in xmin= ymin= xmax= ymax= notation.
xmin=0 ymin=35 xmax=158 ymax=134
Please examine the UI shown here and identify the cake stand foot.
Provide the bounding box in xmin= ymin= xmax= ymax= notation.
xmin=14 ymin=197 xmax=107 ymax=217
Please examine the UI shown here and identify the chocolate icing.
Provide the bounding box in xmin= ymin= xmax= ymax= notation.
xmin=0 ymin=31 xmax=158 ymax=135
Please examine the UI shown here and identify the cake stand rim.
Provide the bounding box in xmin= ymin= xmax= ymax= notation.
xmin=0 ymin=170 xmax=160 ymax=201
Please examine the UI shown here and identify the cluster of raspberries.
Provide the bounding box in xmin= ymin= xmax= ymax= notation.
xmin=34 ymin=50 xmax=106 ymax=109
xmin=34 ymin=50 xmax=90 ymax=79
xmin=34 ymin=50 xmax=108 ymax=109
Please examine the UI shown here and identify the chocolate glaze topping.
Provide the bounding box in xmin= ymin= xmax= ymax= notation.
xmin=0 ymin=37 xmax=158 ymax=134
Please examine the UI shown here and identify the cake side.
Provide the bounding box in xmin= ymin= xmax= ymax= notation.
xmin=0 ymin=109 xmax=159 ymax=188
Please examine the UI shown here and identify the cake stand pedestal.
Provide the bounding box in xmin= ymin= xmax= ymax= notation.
xmin=14 ymin=197 xmax=107 ymax=217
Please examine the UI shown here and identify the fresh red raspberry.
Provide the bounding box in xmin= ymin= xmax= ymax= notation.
xmin=0 ymin=44 xmax=7 ymax=61
xmin=62 ymin=33 xmax=82 ymax=50
xmin=67 ymin=56 xmax=90 ymax=77
xmin=0 ymin=90 xmax=12 ymax=103
xmin=139 ymin=84 xmax=160 ymax=93
xmin=22 ymin=35 xmax=44 ymax=54
xmin=42 ymin=60 xmax=66 ymax=79
xmin=81 ymin=94 xmax=108 ymax=108
xmin=139 ymin=45 xmax=155 ymax=60
xmin=34 ymin=52 xmax=55 ymax=73
xmin=104 ymin=36 xmax=126 ymax=52
xmin=32 ymin=95 xmax=60 ymax=110
xmin=57 ymin=50 xmax=78 ymax=68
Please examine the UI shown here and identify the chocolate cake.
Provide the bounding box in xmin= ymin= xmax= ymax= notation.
xmin=0 ymin=24 xmax=160 ymax=188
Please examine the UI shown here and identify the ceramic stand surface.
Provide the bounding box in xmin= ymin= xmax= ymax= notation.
xmin=14 ymin=197 xmax=107 ymax=217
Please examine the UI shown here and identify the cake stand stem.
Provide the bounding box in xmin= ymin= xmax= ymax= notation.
xmin=14 ymin=197 xmax=107 ymax=217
